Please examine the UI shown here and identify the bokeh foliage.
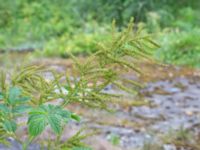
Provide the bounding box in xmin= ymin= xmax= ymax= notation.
xmin=0 ymin=0 xmax=200 ymax=67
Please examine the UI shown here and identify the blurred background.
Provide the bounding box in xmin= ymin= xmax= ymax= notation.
xmin=1 ymin=1 xmax=200 ymax=150
xmin=0 ymin=0 xmax=200 ymax=67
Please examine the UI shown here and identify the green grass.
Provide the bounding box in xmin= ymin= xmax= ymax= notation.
xmin=151 ymin=6 xmax=200 ymax=68
xmin=155 ymin=29 xmax=200 ymax=68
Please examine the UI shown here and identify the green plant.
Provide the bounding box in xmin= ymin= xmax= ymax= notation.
xmin=160 ymin=127 xmax=200 ymax=150
xmin=107 ymin=133 xmax=120 ymax=145
xmin=155 ymin=28 xmax=200 ymax=67
xmin=173 ymin=7 xmax=200 ymax=31
xmin=1 ymin=0 xmax=199 ymax=54
xmin=36 ymin=27 xmax=112 ymax=57
xmin=0 ymin=20 xmax=157 ymax=149
xmin=0 ymin=67 xmax=92 ymax=150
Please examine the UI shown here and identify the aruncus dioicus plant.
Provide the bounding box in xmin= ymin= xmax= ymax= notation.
xmin=0 ymin=19 xmax=158 ymax=150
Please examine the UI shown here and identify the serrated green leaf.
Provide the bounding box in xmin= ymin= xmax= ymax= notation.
xmin=56 ymin=109 xmax=72 ymax=121
xmin=28 ymin=107 xmax=47 ymax=115
xmin=2 ymin=120 xmax=17 ymax=132
xmin=8 ymin=87 xmax=30 ymax=105
xmin=48 ymin=114 xmax=62 ymax=134
xmin=28 ymin=104 xmax=78 ymax=137
xmin=0 ymin=104 xmax=10 ymax=113
xmin=15 ymin=97 xmax=30 ymax=103
xmin=8 ymin=87 xmax=21 ymax=104
xmin=12 ymin=105 xmax=31 ymax=113
xmin=28 ymin=114 xmax=47 ymax=136
xmin=72 ymin=147 xmax=92 ymax=150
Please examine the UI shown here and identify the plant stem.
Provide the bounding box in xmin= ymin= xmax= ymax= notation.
xmin=22 ymin=136 xmax=34 ymax=150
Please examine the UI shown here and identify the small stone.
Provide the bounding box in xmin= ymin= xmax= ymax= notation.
xmin=185 ymin=110 xmax=193 ymax=116
xmin=163 ymin=144 xmax=176 ymax=150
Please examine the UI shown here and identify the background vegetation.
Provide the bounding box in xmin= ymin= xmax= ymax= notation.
xmin=0 ymin=0 xmax=200 ymax=66
xmin=1 ymin=1 xmax=200 ymax=149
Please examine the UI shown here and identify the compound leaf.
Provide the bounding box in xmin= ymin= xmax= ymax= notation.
xmin=2 ymin=120 xmax=17 ymax=132
xmin=28 ymin=104 xmax=80 ymax=136
xmin=0 ymin=104 xmax=10 ymax=114
xmin=48 ymin=114 xmax=62 ymax=134
xmin=12 ymin=105 xmax=31 ymax=114
xmin=28 ymin=114 xmax=47 ymax=136
xmin=8 ymin=87 xmax=30 ymax=105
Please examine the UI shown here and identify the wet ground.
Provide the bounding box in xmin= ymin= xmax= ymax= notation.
xmin=73 ymin=76 xmax=200 ymax=150
xmin=1 ymin=54 xmax=200 ymax=150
